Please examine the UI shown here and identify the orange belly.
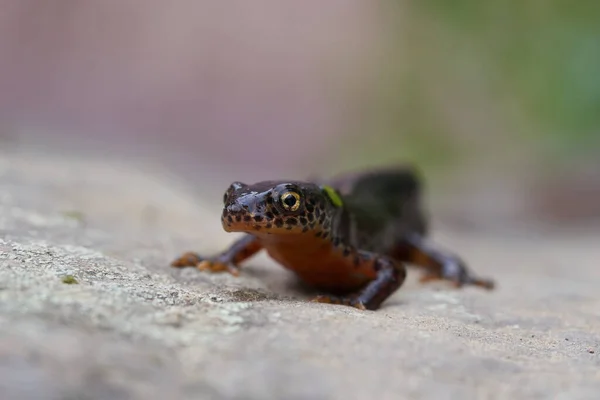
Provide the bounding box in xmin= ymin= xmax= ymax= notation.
xmin=261 ymin=239 xmax=377 ymax=293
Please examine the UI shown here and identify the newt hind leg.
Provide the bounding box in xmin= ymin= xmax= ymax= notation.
xmin=312 ymin=251 xmax=407 ymax=311
xmin=171 ymin=234 xmax=262 ymax=276
xmin=393 ymin=233 xmax=494 ymax=289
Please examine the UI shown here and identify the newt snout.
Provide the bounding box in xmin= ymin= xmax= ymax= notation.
xmin=222 ymin=206 xmax=255 ymax=233
xmin=221 ymin=189 xmax=269 ymax=233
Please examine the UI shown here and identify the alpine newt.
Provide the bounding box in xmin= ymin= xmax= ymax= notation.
xmin=171 ymin=166 xmax=494 ymax=310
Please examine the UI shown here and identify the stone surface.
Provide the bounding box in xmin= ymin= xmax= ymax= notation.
xmin=1 ymin=149 xmax=599 ymax=400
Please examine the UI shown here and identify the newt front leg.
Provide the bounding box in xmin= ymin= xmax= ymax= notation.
xmin=312 ymin=250 xmax=407 ymax=311
xmin=171 ymin=234 xmax=262 ymax=276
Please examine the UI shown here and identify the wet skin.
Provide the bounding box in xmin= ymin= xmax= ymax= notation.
xmin=171 ymin=166 xmax=495 ymax=311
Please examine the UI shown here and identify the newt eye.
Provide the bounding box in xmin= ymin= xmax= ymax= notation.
xmin=280 ymin=191 xmax=301 ymax=212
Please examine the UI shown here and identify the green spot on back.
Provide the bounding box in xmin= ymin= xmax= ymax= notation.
xmin=321 ymin=185 xmax=343 ymax=207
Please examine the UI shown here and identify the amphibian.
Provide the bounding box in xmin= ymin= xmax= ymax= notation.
xmin=171 ymin=166 xmax=494 ymax=310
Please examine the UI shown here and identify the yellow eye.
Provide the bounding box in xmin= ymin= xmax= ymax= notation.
xmin=280 ymin=191 xmax=301 ymax=211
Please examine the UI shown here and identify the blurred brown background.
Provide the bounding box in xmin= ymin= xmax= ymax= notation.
xmin=1 ymin=1 xmax=599 ymax=232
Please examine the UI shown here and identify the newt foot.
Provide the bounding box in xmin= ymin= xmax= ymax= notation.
xmin=171 ymin=252 xmax=202 ymax=268
xmin=171 ymin=252 xmax=240 ymax=276
xmin=196 ymin=260 xmax=240 ymax=276
xmin=419 ymin=272 xmax=495 ymax=290
xmin=310 ymin=295 xmax=367 ymax=310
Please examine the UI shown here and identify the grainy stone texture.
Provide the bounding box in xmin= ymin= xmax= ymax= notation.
xmin=1 ymin=149 xmax=599 ymax=400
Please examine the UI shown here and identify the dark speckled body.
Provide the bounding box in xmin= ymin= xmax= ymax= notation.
xmin=172 ymin=166 xmax=495 ymax=310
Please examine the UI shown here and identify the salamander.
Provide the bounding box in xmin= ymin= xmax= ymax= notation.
xmin=171 ymin=166 xmax=494 ymax=310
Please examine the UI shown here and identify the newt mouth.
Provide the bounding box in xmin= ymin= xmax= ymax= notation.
xmin=221 ymin=210 xmax=308 ymax=235
xmin=221 ymin=210 xmax=256 ymax=233
xmin=221 ymin=208 xmax=271 ymax=234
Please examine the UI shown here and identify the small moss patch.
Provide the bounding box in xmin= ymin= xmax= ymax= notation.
xmin=61 ymin=275 xmax=79 ymax=284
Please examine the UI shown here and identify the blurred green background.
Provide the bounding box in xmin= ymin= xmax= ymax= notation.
xmin=329 ymin=1 xmax=600 ymax=228
xmin=338 ymin=1 xmax=600 ymax=171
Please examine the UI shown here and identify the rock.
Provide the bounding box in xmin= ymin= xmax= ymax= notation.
xmin=1 ymin=149 xmax=599 ymax=399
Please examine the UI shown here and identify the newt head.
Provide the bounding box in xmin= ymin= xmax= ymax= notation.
xmin=220 ymin=180 xmax=343 ymax=237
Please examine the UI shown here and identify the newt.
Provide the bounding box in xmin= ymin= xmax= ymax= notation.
xmin=171 ymin=166 xmax=494 ymax=310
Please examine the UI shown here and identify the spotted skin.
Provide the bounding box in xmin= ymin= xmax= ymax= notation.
xmin=171 ymin=167 xmax=495 ymax=310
